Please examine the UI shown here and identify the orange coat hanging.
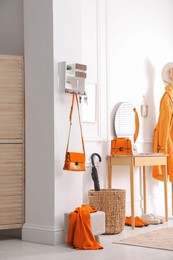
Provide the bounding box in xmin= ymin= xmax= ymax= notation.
xmin=152 ymin=85 xmax=173 ymax=182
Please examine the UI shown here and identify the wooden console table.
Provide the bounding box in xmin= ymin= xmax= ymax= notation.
xmin=107 ymin=154 xmax=168 ymax=229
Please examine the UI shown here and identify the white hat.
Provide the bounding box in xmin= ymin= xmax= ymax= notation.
xmin=162 ymin=62 xmax=173 ymax=84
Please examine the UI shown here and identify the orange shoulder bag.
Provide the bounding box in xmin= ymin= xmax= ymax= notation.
xmin=110 ymin=108 xmax=139 ymax=155
xmin=63 ymin=93 xmax=86 ymax=171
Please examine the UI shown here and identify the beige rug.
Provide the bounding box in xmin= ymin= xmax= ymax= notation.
xmin=113 ymin=227 xmax=173 ymax=251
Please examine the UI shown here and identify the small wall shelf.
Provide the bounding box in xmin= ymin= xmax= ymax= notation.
xmin=58 ymin=61 xmax=87 ymax=95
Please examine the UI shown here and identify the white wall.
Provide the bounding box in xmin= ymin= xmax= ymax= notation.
xmin=79 ymin=0 xmax=173 ymax=218
xmin=22 ymin=0 xmax=56 ymax=244
xmin=53 ymin=0 xmax=84 ymax=235
xmin=106 ymin=0 xmax=173 ymax=216
xmin=107 ymin=0 xmax=173 ymax=139
xmin=23 ymin=0 xmax=85 ymax=245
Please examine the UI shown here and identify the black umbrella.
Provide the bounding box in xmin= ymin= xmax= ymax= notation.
xmin=91 ymin=153 xmax=102 ymax=191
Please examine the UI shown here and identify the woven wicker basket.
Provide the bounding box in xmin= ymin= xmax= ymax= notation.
xmin=88 ymin=189 xmax=126 ymax=234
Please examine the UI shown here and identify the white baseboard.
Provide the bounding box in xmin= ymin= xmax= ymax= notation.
xmin=22 ymin=223 xmax=65 ymax=245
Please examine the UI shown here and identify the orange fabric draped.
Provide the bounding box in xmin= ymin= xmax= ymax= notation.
xmin=67 ymin=204 xmax=103 ymax=250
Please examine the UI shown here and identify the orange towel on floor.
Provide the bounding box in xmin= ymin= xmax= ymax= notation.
xmin=67 ymin=204 xmax=103 ymax=250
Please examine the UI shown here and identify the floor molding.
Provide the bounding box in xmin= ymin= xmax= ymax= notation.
xmin=22 ymin=223 xmax=65 ymax=245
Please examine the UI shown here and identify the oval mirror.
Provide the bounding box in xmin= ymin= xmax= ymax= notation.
xmin=114 ymin=102 xmax=139 ymax=142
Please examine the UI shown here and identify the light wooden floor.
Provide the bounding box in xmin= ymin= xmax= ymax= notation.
xmin=1 ymin=220 xmax=173 ymax=260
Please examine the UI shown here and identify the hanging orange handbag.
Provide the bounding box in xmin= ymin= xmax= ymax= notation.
xmin=63 ymin=92 xmax=86 ymax=171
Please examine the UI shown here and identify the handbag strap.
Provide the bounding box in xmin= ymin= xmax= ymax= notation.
xmin=133 ymin=108 xmax=139 ymax=143
xmin=66 ymin=92 xmax=85 ymax=153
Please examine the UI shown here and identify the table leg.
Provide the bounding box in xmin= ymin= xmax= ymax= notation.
xmin=108 ymin=156 xmax=112 ymax=189
xmin=130 ymin=158 xmax=135 ymax=229
xmin=143 ymin=166 xmax=147 ymax=214
xmin=164 ymin=164 xmax=168 ymax=222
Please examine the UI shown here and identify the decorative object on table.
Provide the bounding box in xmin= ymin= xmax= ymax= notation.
xmin=63 ymin=92 xmax=86 ymax=171
xmin=88 ymin=189 xmax=126 ymax=234
xmin=112 ymin=102 xmax=139 ymax=154
xmin=90 ymin=153 xmax=101 ymax=191
xmin=114 ymin=102 xmax=139 ymax=142
xmin=111 ymin=137 xmax=132 ymax=155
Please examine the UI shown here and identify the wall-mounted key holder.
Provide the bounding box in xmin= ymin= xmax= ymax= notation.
xmin=58 ymin=61 xmax=87 ymax=95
